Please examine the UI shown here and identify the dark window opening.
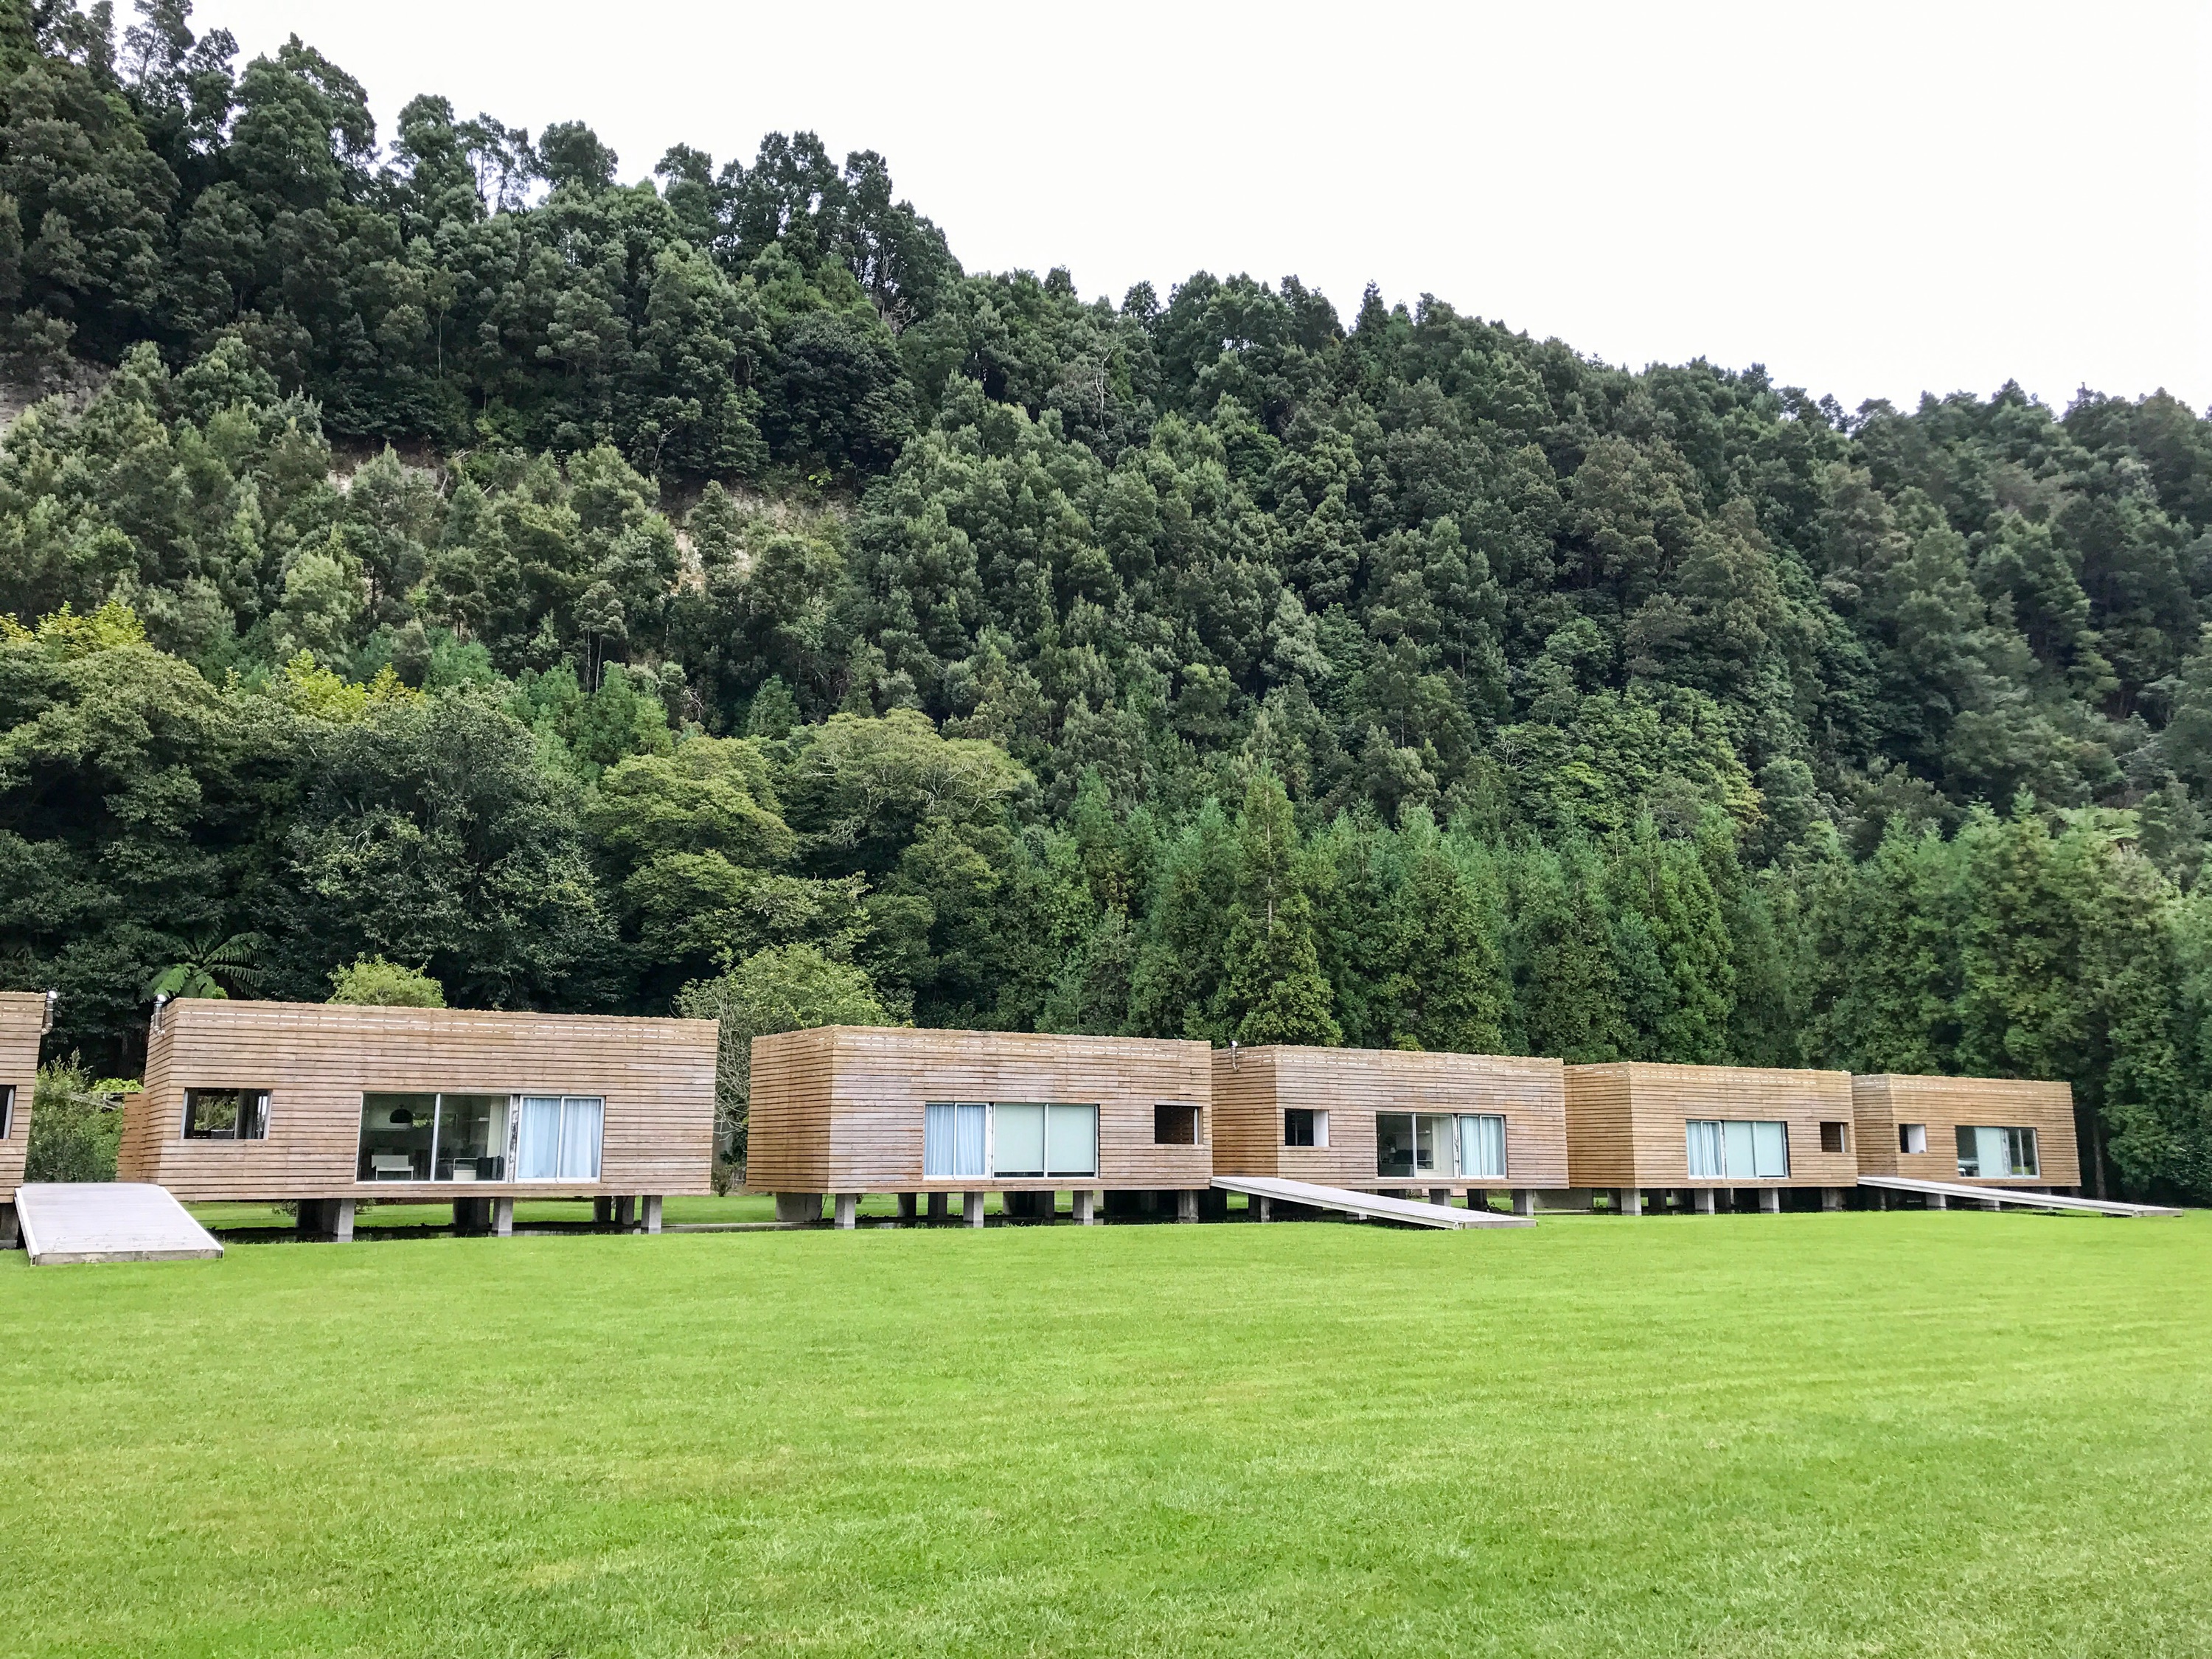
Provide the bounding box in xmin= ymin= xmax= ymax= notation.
xmin=184 ymin=1088 xmax=271 ymax=1141
xmin=1154 ymin=1103 xmax=1200 ymax=1146
xmin=1819 ymin=1121 xmax=1849 ymax=1155
xmin=0 ymin=1082 xmax=13 ymax=1138
xmin=1899 ymin=1122 xmax=1927 ymax=1155
xmin=1284 ymin=1108 xmax=1323 ymax=1147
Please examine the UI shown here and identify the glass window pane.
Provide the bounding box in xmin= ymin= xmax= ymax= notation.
xmin=1413 ymin=1115 xmax=1451 ymax=1175
xmin=1686 ymin=1120 xmax=1721 ymax=1179
xmin=2009 ymin=1127 xmax=2039 ymax=1178
xmin=956 ymin=1103 xmax=987 ymax=1178
xmin=924 ymin=1102 xmax=956 ymax=1178
xmin=1722 ymin=1119 xmax=1757 ymax=1179
xmin=994 ymin=1103 xmax=1046 ymax=1177
xmin=558 ymin=1097 xmax=603 ymax=1180
xmin=1753 ymin=1120 xmax=1789 ymax=1178
xmin=358 ymin=1093 xmax=436 ymax=1180
xmin=1046 ymin=1104 xmax=1097 ymax=1178
xmin=1375 ymin=1113 xmax=1414 ymax=1178
xmin=517 ymin=1096 xmax=563 ymax=1180
xmin=1956 ymin=1124 xmax=1981 ymax=1178
xmin=1460 ymin=1114 xmax=1506 ymax=1179
xmin=432 ymin=1093 xmax=509 ymax=1181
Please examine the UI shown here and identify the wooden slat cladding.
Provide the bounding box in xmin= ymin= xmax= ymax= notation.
xmin=1211 ymin=1046 xmax=1569 ymax=1190
xmin=0 ymin=991 xmax=46 ymax=1199
xmin=748 ymin=1026 xmax=1214 ymax=1192
xmin=1852 ymin=1073 xmax=2080 ymax=1188
xmin=122 ymin=999 xmax=717 ymax=1202
xmin=1565 ymin=1062 xmax=1859 ymax=1188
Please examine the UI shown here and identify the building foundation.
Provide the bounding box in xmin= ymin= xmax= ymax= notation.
xmin=834 ymin=1192 xmax=858 ymax=1229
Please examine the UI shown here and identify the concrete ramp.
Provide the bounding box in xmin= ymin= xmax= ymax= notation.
xmin=1857 ymin=1175 xmax=2181 ymax=1218
xmin=15 ymin=1183 xmax=225 ymax=1264
xmin=1212 ymin=1175 xmax=1534 ymax=1229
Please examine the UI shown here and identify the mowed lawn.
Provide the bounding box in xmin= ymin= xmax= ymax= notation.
xmin=2 ymin=1213 xmax=2210 ymax=1658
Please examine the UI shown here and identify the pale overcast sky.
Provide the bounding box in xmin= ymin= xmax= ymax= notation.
xmin=212 ymin=0 xmax=2208 ymax=414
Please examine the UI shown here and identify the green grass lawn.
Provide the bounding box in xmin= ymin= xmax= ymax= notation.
xmin=3 ymin=1211 xmax=2209 ymax=1658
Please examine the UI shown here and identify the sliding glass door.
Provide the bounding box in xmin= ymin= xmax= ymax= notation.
xmin=516 ymin=1096 xmax=603 ymax=1180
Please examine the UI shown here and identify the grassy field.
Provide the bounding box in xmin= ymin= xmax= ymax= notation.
xmin=2 ymin=1211 xmax=2209 ymax=1658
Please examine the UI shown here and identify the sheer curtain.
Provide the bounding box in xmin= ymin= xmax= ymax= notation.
xmin=1685 ymin=1119 xmax=1722 ymax=1179
xmin=518 ymin=1096 xmax=563 ymax=1179
xmin=559 ymin=1096 xmax=603 ymax=1180
xmin=1460 ymin=1114 xmax=1506 ymax=1179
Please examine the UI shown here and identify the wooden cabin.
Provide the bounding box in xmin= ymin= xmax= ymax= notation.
xmin=119 ymin=998 xmax=717 ymax=1237
xmin=748 ymin=1026 xmax=1214 ymax=1224
xmin=1852 ymin=1073 xmax=2080 ymax=1192
xmin=1563 ymin=1062 xmax=1860 ymax=1212
xmin=1210 ymin=1045 xmax=1568 ymax=1214
xmin=0 ymin=990 xmax=52 ymax=1247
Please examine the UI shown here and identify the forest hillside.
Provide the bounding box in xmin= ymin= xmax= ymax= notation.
xmin=7 ymin=1 xmax=2212 ymax=1198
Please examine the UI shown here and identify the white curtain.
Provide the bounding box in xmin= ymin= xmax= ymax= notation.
xmin=518 ymin=1096 xmax=563 ymax=1179
xmin=1046 ymin=1104 xmax=1097 ymax=1178
xmin=1686 ymin=1120 xmax=1722 ymax=1180
xmin=955 ymin=1102 xmax=987 ymax=1178
xmin=1460 ymin=1114 xmax=1506 ymax=1179
xmin=1752 ymin=1121 xmax=1789 ymax=1179
xmin=559 ymin=1096 xmax=603 ymax=1180
xmin=924 ymin=1103 xmax=956 ymax=1178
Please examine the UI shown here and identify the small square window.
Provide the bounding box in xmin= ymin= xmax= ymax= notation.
xmin=0 ymin=1082 xmax=13 ymax=1138
xmin=1154 ymin=1103 xmax=1200 ymax=1146
xmin=1899 ymin=1122 xmax=1927 ymax=1155
xmin=1284 ymin=1108 xmax=1328 ymax=1147
xmin=1820 ymin=1121 xmax=1849 ymax=1155
xmin=184 ymin=1088 xmax=271 ymax=1141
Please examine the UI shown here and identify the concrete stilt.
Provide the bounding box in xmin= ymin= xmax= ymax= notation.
xmin=834 ymin=1192 xmax=858 ymax=1229
xmin=332 ymin=1198 xmax=355 ymax=1242
xmin=1256 ymin=1195 xmax=1273 ymax=1222
xmin=4 ymin=1200 xmax=24 ymax=1247
xmin=1428 ymin=1187 xmax=1453 ymax=1207
xmin=594 ymin=1196 xmax=613 ymax=1224
xmin=1073 ymin=1189 xmax=1096 ymax=1225
xmin=1759 ymin=1188 xmax=1782 ymax=1214
xmin=775 ymin=1192 xmax=821 ymax=1223
xmin=1177 ymin=1189 xmax=1200 ymax=1223
xmin=493 ymin=1197 xmax=514 ymax=1237
xmin=1927 ymin=1192 xmax=1947 ymax=1211
xmin=1981 ymin=1196 xmax=2002 ymax=1211
xmin=1512 ymin=1189 xmax=1535 ymax=1217
xmin=926 ymin=1191 xmax=948 ymax=1221
xmin=1694 ymin=1188 xmax=1717 ymax=1215
xmin=1037 ymin=1189 xmax=1057 ymax=1222
xmin=897 ymin=1192 xmax=917 ymax=1220
xmin=613 ymin=1195 xmax=636 ymax=1229
xmin=964 ymin=1191 xmax=986 ymax=1227
xmin=1822 ymin=1186 xmax=1844 ymax=1211
xmin=1618 ymin=1186 xmax=1643 ymax=1217
xmin=642 ymin=1194 xmax=662 ymax=1234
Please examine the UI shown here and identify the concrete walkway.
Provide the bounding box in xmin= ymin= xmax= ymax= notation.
xmin=15 ymin=1183 xmax=225 ymax=1264
xmin=1857 ymin=1175 xmax=2181 ymax=1218
xmin=1211 ymin=1175 xmax=1534 ymax=1228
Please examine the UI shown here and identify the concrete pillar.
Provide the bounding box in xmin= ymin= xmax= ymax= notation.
xmin=493 ymin=1197 xmax=514 ymax=1237
xmin=834 ymin=1192 xmax=858 ymax=1229
xmin=332 ymin=1198 xmax=355 ymax=1243
xmin=641 ymin=1194 xmax=662 ymax=1234
xmin=897 ymin=1192 xmax=917 ymax=1220
xmin=774 ymin=1192 xmax=822 ymax=1223
xmin=1177 ymin=1189 xmax=1200 ymax=1224
xmin=1693 ymin=1188 xmax=1717 ymax=1215
xmin=1428 ymin=1187 xmax=1453 ymax=1207
xmin=453 ymin=1197 xmax=485 ymax=1232
xmin=1759 ymin=1188 xmax=1781 ymax=1214
xmin=1 ymin=1201 xmax=20 ymax=1248
xmin=1617 ymin=1186 xmax=1643 ymax=1217
xmin=1037 ymin=1190 xmax=1057 ymax=1222
xmin=1512 ymin=1189 xmax=1535 ymax=1218
xmin=1981 ymin=1195 xmax=2002 ymax=1211
xmin=1074 ymin=1189 xmax=1096 ymax=1226
xmin=1256 ymin=1195 xmax=1273 ymax=1222
xmin=1822 ymin=1186 xmax=1844 ymax=1211
xmin=926 ymin=1191 xmax=948 ymax=1221
xmin=293 ymin=1199 xmax=323 ymax=1237
xmin=964 ymin=1191 xmax=986 ymax=1227
xmin=1927 ymin=1192 xmax=1947 ymax=1211
xmin=613 ymin=1195 xmax=636 ymax=1229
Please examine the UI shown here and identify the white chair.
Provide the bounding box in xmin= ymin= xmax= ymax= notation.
xmin=369 ymin=1152 xmax=414 ymax=1180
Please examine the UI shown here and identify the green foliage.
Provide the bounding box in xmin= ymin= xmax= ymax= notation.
xmin=673 ymin=943 xmax=886 ymax=1170
xmin=24 ymin=1057 xmax=123 ymax=1182
xmin=327 ymin=955 xmax=445 ymax=1007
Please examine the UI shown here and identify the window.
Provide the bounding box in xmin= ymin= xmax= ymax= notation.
xmin=1956 ymin=1124 xmax=2038 ymax=1179
xmin=1376 ymin=1113 xmax=1453 ymax=1178
xmin=1284 ymin=1107 xmax=1328 ymax=1147
xmin=1686 ymin=1120 xmax=1789 ymax=1179
xmin=1899 ymin=1122 xmax=1928 ymax=1155
xmin=925 ymin=1102 xmax=1097 ymax=1179
xmin=1154 ymin=1103 xmax=1201 ymax=1145
xmin=0 ymin=1083 xmax=12 ymax=1138
xmin=1819 ymin=1121 xmax=1849 ymax=1155
xmin=358 ymin=1093 xmax=518 ymax=1182
xmin=925 ymin=1102 xmax=988 ymax=1178
xmin=184 ymin=1088 xmax=270 ymax=1141
xmin=518 ymin=1096 xmax=602 ymax=1180
xmin=1458 ymin=1114 xmax=1506 ymax=1180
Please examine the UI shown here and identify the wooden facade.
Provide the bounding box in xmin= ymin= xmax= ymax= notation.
xmin=1209 ymin=1045 xmax=1568 ymax=1191
xmin=1563 ymin=1062 xmax=1859 ymax=1191
xmin=120 ymin=999 xmax=716 ymax=1203
xmin=0 ymin=990 xmax=48 ymax=1202
xmin=748 ymin=1026 xmax=1214 ymax=1194
xmin=1852 ymin=1073 xmax=2080 ymax=1189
